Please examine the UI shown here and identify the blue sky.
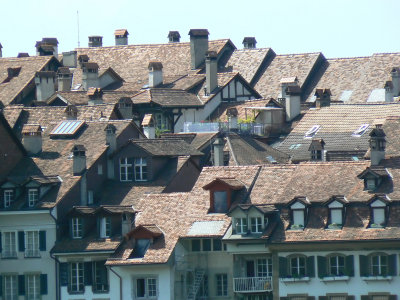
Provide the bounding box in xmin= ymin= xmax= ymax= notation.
xmin=1 ymin=0 xmax=399 ymax=58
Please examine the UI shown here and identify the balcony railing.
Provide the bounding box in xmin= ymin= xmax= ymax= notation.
xmin=233 ymin=276 xmax=272 ymax=293
xmin=183 ymin=122 xmax=267 ymax=136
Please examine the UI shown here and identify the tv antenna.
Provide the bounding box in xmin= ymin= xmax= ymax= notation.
xmin=77 ymin=10 xmax=80 ymax=47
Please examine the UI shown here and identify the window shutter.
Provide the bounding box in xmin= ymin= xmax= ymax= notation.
xmin=317 ymin=256 xmax=327 ymax=278
xmin=345 ymin=255 xmax=355 ymax=276
xmin=39 ymin=231 xmax=46 ymax=251
xmin=307 ymin=297 xmax=315 ymax=300
xmin=18 ymin=274 xmax=25 ymax=295
xmin=347 ymin=296 xmax=355 ymax=300
xmin=319 ymin=297 xmax=328 ymax=300
xmin=59 ymin=263 xmax=69 ymax=286
xmin=18 ymin=231 xmax=25 ymax=252
xmin=359 ymin=255 xmax=369 ymax=276
xmin=307 ymin=256 xmax=315 ymax=277
xmin=389 ymin=295 xmax=397 ymax=300
xmin=84 ymin=262 xmax=93 ymax=285
xmin=40 ymin=274 xmax=48 ymax=295
xmin=361 ymin=296 xmax=370 ymax=300
xmin=279 ymin=256 xmax=288 ymax=278
xmin=388 ymin=254 xmax=397 ymax=276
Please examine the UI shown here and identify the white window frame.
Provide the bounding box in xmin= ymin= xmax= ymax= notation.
xmin=26 ymin=273 xmax=41 ymax=299
xmin=216 ymin=273 xmax=228 ymax=296
xmin=251 ymin=217 xmax=263 ymax=233
xmin=257 ymin=258 xmax=273 ymax=277
xmin=120 ymin=157 xmax=133 ymax=182
xmin=100 ymin=217 xmax=111 ymax=238
xmin=235 ymin=217 xmax=248 ymax=234
xmin=25 ymin=230 xmax=40 ymax=257
xmin=4 ymin=189 xmax=13 ymax=208
xmin=72 ymin=217 xmax=83 ymax=239
xmin=371 ymin=254 xmax=388 ymax=276
xmin=134 ymin=277 xmax=157 ymax=299
xmin=2 ymin=231 xmax=17 ymax=258
xmin=134 ymin=158 xmax=147 ymax=182
xmin=290 ymin=256 xmax=306 ymax=277
xmin=329 ymin=255 xmax=345 ymax=276
xmin=28 ymin=189 xmax=39 ymax=207
xmin=69 ymin=262 xmax=84 ymax=293
xmin=3 ymin=274 xmax=18 ymax=300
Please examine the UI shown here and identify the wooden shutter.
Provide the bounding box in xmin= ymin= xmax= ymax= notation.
xmin=307 ymin=256 xmax=315 ymax=277
xmin=279 ymin=256 xmax=288 ymax=278
xmin=359 ymin=255 xmax=369 ymax=276
xmin=317 ymin=256 xmax=327 ymax=278
xmin=18 ymin=231 xmax=25 ymax=252
xmin=59 ymin=263 xmax=69 ymax=286
xmin=39 ymin=231 xmax=46 ymax=251
xmin=84 ymin=262 xmax=93 ymax=286
xmin=18 ymin=274 xmax=25 ymax=295
xmin=345 ymin=255 xmax=354 ymax=276
xmin=388 ymin=254 xmax=397 ymax=276
xmin=40 ymin=274 xmax=48 ymax=295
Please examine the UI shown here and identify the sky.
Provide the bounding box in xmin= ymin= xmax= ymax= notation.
xmin=1 ymin=0 xmax=399 ymax=58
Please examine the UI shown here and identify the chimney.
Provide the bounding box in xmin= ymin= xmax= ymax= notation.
xmin=284 ymin=85 xmax=301 ymax=121
xmin=62 ymin=51 xmax=77 ymax=68
xmin=0 ymin=43 xmax=3 ymax=57
xmin=35 ymin=71 xmax=56 ymax=101
xmin=65 ymin=105 xmax=78 ymax=120
xmin=280 ymin=76 xmax=299 ymax=98
xmin=121 ymin=212 xmax=133 ymax=236
xmin=369 ymin=124 xmax=386 ymax=166
xmin=142 ymin=114 xmax=155 ymax=139
xmin=226 ymin=108 xmax=238 ymax=130
xmin=205 ymin=51 xmax=218 ymax=94
xmin=87 ymin=87 xmax=103 ymax=105
xmin=22 ymin=124 xmax=43 ymax=155
xmin=82 ymin=62 xmax=99 ymax=90
xmin=115 ymin=29 xmax=129 ymax=45
xmin=117 ymin=97 xmax=133 ymax=119
xmin=78 ymin=54 xmax=89 ymax=68
xmin=308 ymin=139 xmax=325 ymax=161
xmin=35 ymin=38 xmax=58 ymax=58
xmin=242 ymin=37 xmax=257 ymax=49
xmin=105 ymin=124 xmax=117 ymax=179
xmin=17 ymin=53 xmax=29 ymax=58
xmin=315 ymin=88 xmax=331 ymax=108
xmin=148 ymin=61 xmax=163 ymax=88
xmin=384 ymin=81 xmax=394 ymax=103
xmin=57 ymin=67 xmax=72 ymax=92
xmin=72 ymin=145 xmax=87 ymax=175
xmin=168 ymin=31 xmax=181 ymax=43
xmin=213 ymin=137 xmax=225 ymax=166
xmin=88 ymin=36 xmax=103 ymax=47
xmin=390 ymin=67 xmax=400 ymax=97
xmin=188 ymin=29 xmax=209 ymax=69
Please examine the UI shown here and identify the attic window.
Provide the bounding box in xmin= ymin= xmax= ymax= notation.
xmin=50 ymin=120 xmax=84 ymax=137
xmin=132 ymin=239 xmax=151 ymax=258
xmin=353 ymin=124 xmax=369 ymax=136
xmin=327 ymin=200 xmax=344 ymax=229
xmin=304 ymin=125 xmax=320 ymax=138
xmin=370 ymin=199 xmax=387 ymax=228
xmin=289 ymin=201 xmax=306 ymax=230
xmin=214 ymin=191 xmax=228 ymax=213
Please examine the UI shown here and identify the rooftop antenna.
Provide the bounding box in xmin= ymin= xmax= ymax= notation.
xmin=77 ymin=10 xmax=80 ymax=47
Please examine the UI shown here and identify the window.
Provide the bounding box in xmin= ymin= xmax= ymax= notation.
xmin=235 ymin=217 xmax=248 ymax=234
xmin=100 ymin=217 xmax=111 ymax=238
xmin=353 ymin=124 xmax=369 ymax=136
xmin=311 ymin=150 xmax=322 ymax=160
xmin=134 ymin=158 xmax=148 ymax=181
xmin=132 ymin=239 xmax=150 ymax=258
xmin=213 ymin=191 xmax=228 ymax=213
xmin=135 ymin=277 xmax=157 ymax=298
xmin=290 ymin=256 xmax=306 ymax=277
xmin=4 ymin=189 xmax=13 ymax=208
xmin=257 ymin=258 xmax=272 ymax=277
xmin=192 ymin=239 xmax=201 ymax=252
xmin=371 ymin=254 xmax=388 ymax=276
xmin=290 ymin=201 xmax=306 ymax=229
xmin=3 ymin=274 xmax=18 ymax=300
xmin=26 ymin=274 xmax=41 ymax=299
xmin=371 ymin=200 xmax=386 ymax=227
xmin=28 ymin=189 xmax=39 ymax=207
xmin=97 ymin=164 xmax=103 ymax=175
xmin=25 ymin=231 xmax=40 ymax=257
xmin=328 ymin=200 xmax=344 ymax=228
xmin=191 ymin=239 xmax=221 ymax=252
xmin=88 ymin=190 xmax=94 ymax=205
xmin=2 ymin=231 xmax=17 ymax=258
xmin=304 ymin=125 xmax=320 ymax=138
xmin=216 ymin=274 xmax=228 ymax=296
xmin=213 ymin=239 xmax=222 ymax=251
xmin=202 ymin=239 xmax=211 ymax=251
xmin=69 ymin=262 xmax=84 ymax=293
xmin=366 ymin=178 xmax=377 ymax=190
xmin=197 ymin=275 xmax=208 ymax=299
xmin=251 ymin=217 xmax=263 ymax=233
xmin=93 ymin=261 xmax=109 ymax=292
xmin=329 ymin=255 xmax=345 ymax=276
xmin=120 ymin=157 xmax=133 ymax=182
xmin=71 ymin=218 xmax=83 ymax=239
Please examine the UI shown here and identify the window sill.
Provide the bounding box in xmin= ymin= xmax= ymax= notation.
xmin=321 ymin=276 xmax=349 ymax=282
xmin=24 ymin=255 xmax=41 ymax=259
xmin=281 ymin=276 xmax=310 ymax=283
xmin=361 ymin=276 xmax=392 ymax=281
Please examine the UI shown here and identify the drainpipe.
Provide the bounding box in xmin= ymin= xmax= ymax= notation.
xmin=50 ymin=252 xmax=61 ymax=300
xmin=109 ymin=266 xmax=123 ymax=300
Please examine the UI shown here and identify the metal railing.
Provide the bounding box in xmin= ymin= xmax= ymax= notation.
xmin=233 ymin=276 xmax=272 ymax=293
xmin=183 ymin=122 xmax=267 ymax=136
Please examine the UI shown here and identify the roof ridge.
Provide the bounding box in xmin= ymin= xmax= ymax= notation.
xmin=276 ymin=52 xmax=322 ymax=57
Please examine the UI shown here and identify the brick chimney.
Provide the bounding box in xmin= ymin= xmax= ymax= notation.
xmin=142 ymin=114 xmax=155 ymax=139
xmin=22 ymin=124 xmax=43 ymax=155
xmin=390 ymin=67 xmax=400 ymax=97
xmin=148 ymin=61 xmax=163 ymax=88
xmin=82 ymin=62 xmax=99 ymax=90
xmin=213 ymin=137 xmax=225 ymax=166
xmin=62 ymin=51 xmax=77 ymax=68
xmin=88 ymin=36 xmax=103 ymax=47
xmin=188 ymin=29 xmax=209 ymax=69
xmin=205 ymin=51 xmax=218 ymax=94
xmin=35 ymin=71 xmax=56 ymax=101
xmin=72 ymin=145 xmax=87 ymax=175
xmin=315 ymin=88 xmax=331 ymax=108
xmin=35 ymin=38 xmax=58 ymax=58
xmin=87 ymin=87 xmax=103 ymax=105
xmin=243 ymin=37 xmax=257 ymax=49
xmin=369 ymin=124 xmax=386 ymax=166
xmin=384 ymin=81 xmax=394 ymax=103
xmin=168 ymin=31 xmax=180 ymax=43
xmin=57 ymin=67 xmax=72 ymax=92
xmin=115 ymin=29 xmax=129 ymax=46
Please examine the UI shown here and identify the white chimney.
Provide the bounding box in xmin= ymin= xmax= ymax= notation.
xmin=284 ymin=84 xmax=301 ymax=121
xmin=205 ymin=51 xmax=218 ymax=94
xmin=213 ymin=137 xmax=224 ymax=166
xmin=62 ymin=51 xmax=77 ymax=68
xmin=22 ymin=125 xmax=42 ymax=155
xmin=115 ymin=29 xmax=129 ymax=46
xmin=35 ymin=71 xmax=56 ymax=101
xmin=82 ymin=62 xmax=99 ymax=90
xmin=148 ymin=61 xmax=163 ymax=88
xmin=188 ymin=29 xmax=209 ymax=69
xmin=142 ymin=114 xmax=155 ymax=139
xmin=391 ymin=67 xmax=400 ymax=97
xmin=57 ymin=67 xmax=72 ymax=92
xmin=72 ymin=145 xmax=87 ymax=175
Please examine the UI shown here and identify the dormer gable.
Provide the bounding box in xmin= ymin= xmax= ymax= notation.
xmin=357 ymin=166 xmax=390 ymax=191
xmin=126 ymin=224 xmax=163 ymax=258
xmin=308 ymin=138 xmax=325 ymax=161
xmin=287 ymin=197 xmax=310 ymax=230
xmin=324 ymin=195 xmax=348 ymax=229
xmin=368 ymin=195 xmax=390 ymax=228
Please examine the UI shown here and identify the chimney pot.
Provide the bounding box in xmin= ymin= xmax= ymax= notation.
xmin=35 ymin=37 xmax=58 ymax=58
xmin=17 ymin=53 xmax=29 ymax=58
xmin=213 ymin=137 xmax=225 ymax=166
xmin=148 ymin=61 xmax=163 ymax=88
xmin=22 ymin=124 xmax=43 ymax=155
xmin=35 ymin=71 xmax=56 ymax=101
xmin=57 ymin=67 xmax=72 ymax=92
xmin=82 ymin=62 xmax=99 ymax=90
xmin=72 ymin=145 xmax=87 ymax=175
xmin=369 ymin=125 xmax=386 ymax=166
xmin=315 ymin=88 xmax=331 ymax=108
xmin=390 ymin=67 xmax=400 ymax=97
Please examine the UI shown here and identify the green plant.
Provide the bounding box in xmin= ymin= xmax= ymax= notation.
xmin=238 ymin=116 xmax=255 ymax=124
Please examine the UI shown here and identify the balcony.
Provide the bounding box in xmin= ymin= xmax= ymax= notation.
xmin=183 ymin=122 xmax=269 ymax=136
xmin=233 ymin=277 xmax=272 ymax=293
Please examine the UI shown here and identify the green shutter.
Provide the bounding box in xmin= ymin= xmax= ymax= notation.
xmin=307 ymin=256 xmax=315 ymax=277
xmin=388 ymin=254 xmax=397 ymax=276
xmin=40 ymin=274 xmax=48 ymax=295
xmin=18 ymin=274 xmax=25 ymax=295
xmin=59 ymin=263 xmax=69 ymax=286
xmin=279 ymin=256 xmax=288 ymax=278
xmin=39 ymin=231 xmax=46 ymax=251
xmin=317 ymin=256 xmax=327 ymax=278
xmin=18 ymin=231 xmax=25 ymax=252
xmin=84 ymin=262 xmax=93 ymax=285
xmin=345 ymin=255 xmax=355 ymax=277
xmin=359 ymin=255 xmax=369 ymax=276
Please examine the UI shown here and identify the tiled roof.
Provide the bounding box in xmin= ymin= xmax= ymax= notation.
xmin=306 ymin=53 xmax=400 ymax=103
xmin=47 ymin=91 xmax=133 ymax=106
xmin=160 ymin=132 xmax=218 ymax=151
xmin=0 ymin=56 xmax=56 ymax=105
xmin=276 ymin=103 xmax=400 ymax=161
xmin=131 ymin=88 xmax=203 ymax=108
xmin=3 ymin=104 xmax=24 ymax=128
xmin=51 ymin=235 xmax=121 ymax=253
xmin=380 ymin=116 xmax=400 ymax=158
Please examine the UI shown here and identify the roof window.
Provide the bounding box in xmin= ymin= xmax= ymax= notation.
xmin=352 ymin=124 xmax=369 ymax=136
xmin=50 ymin=120 xmax=85 ymax=137
xmin=304 ymin=125 xmax=320 ymax=138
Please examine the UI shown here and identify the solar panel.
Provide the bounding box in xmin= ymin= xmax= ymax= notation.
xmin=367 ymin=89 xmax=385 ymax=102
xmin=50 ymin=120 xmax=84 ymax=136
xmin=339 ymin=90 xmax=353 ymax=102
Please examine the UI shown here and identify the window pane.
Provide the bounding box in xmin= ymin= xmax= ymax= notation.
xmin=27 ymin=274 xmax=41 ymax=300
xmin=331 ymin=209 xmax=342 ymax=225
xmin=25 ymin=231 xmax=40 ymax=257
xmin=214 ymin=191 xmax=228 ymax=213
xmin=4 ymin=275 xmax=18 ymax=300
xmin=373 ymin=208 xmax=385 ymax=225
xmin=147 ymin=278 xmax=157 ymax=297
xmin=293 ymin=210 xmax=304 ymax=226
xmin=213 ymin=239 xmax=222 ymax=251
xmin=202 ymin=239 xmax=211 ymax=251
xmin=192 ymin=239 xmax=201 ymax=252
xmin=136 ymin=278 xmax=145 ymax=297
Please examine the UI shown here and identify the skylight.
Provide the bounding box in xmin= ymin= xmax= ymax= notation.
xmin=289 ymin=144 xmax=302 ymax=150
xmin=339 ymin=90 xmax=353 ymax=102
xmin=352 ymin=124 xmax=369 ymax=136
xmin=50 ymin=120 xmax=85 ymax=136
xmin=304 ymin=125 xmax=320 ymax=138
xmin=266 ymin=156 xmax=277 ymax=163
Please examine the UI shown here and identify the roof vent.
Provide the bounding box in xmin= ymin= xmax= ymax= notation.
xmin=242 ymin=37 xmax=257 ymax=49
xmin=168 ymin=31 xmax=181 ymax=43
xmin=115 ymin=29 xmax=129 ymax=46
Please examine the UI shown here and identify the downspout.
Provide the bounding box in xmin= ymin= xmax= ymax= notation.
xmin=109 ymin=266 xmax=123 ymax=300
xmin=49 ymin=207 xmax=61 ymax=300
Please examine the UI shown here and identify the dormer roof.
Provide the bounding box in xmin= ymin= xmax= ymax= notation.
xmin=308 ymin=138 xmax=325 ymax=151
xmin=323 ymin=195 xmax=349 ymax=206
xmin=367 ymin=194 xmax=391 ymax=205
xmin=127 ymin=224 xmax=163 ymax=239
xmin=287 ymin=196 xmax=311 ymax=208
xmin=357 ymin=166 xmax=390 ymax=179
xmin=203 ymin=177 xmax=245 ymax=191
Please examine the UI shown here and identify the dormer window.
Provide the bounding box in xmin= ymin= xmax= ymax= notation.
xmin=100 ymin=217 xmax=111 ymax=238
xmin=28 ymin=189 xmax=39 ymax=207
xmin=235 ymin=217 xmax=248 ymax=234
xmin=250 ymin=217 xmax=262 ymax=233
xmin=134 ymin=158 xmax=147 ymax=181
xmin=214 ymin=191 xmax=228 ymax=213
xmin=71 ymin=218 xmax=83 ymax=239
xmin=357 ymin=167 xmax=390 ymax=191
xmin=4 ymin=190 xmax=14 ymax=208
xmin=370 ymin=199 xmax=387 ymax=228
xmin=289 ymin=200 xmax=307 ymax=230
xmin=328 ymin=200 xmax=344 ymax=229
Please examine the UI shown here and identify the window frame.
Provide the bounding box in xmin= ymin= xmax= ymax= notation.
xmin=26 ymin=273 xmax=41 ymax=299
xmin=24 ymin=230 xmax=40 ymax=258
xmin=99 ymin=217 xmax=111 ymax=238
xmin=134 ymin=158 xmax=148 ymax=182
xmin=3 ymin=273 xmax=18 ymax=300
xmin=250 ymin=217 xmax=263 ymax=233
xmin=28 ymin=188 xmax=39 ymax=207
xmin=289 ymin=255 xmax=306 ymax=277
xmin=134 ymin=277 xmax=157 ymax=299
xmin=71 ymin=217 xmax=83 ymax=239
xmin=93 ymin=261 xmax=109 ymax=293
xmin=235 ymin=217 xmax=248 ymax=234
xmin=371 ymin=254 xmax=388 ymax=276
xmin=119 ymin=157 xmax=133 ymax=182
xmin=69 ymin=262 xmax=84 ymax=293
xmin=2 ymin=231 xmax=17 ymax=258
xmin=256 ymin=258 xmax=273 ymax=277
xmin=328 ymin=254 xmax=345 ymax=276
xmin=4 ymin=189 xmax=14 ymax=208
xmin=216 ymin=273 xmax=228 ymax=296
